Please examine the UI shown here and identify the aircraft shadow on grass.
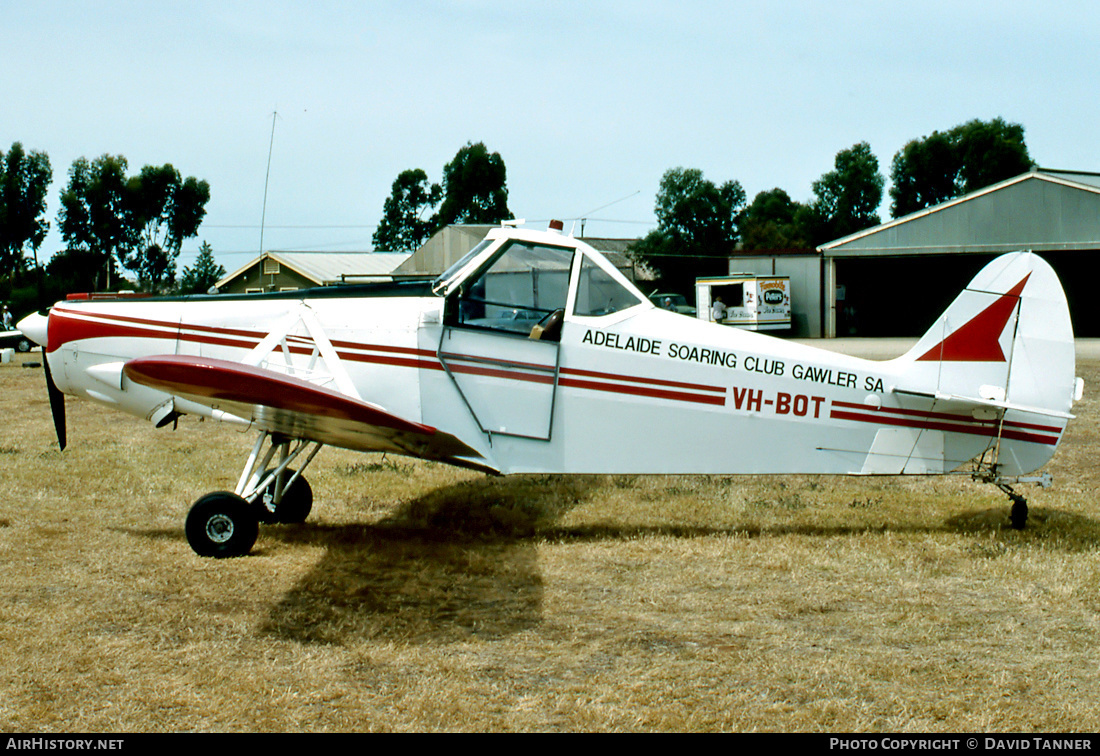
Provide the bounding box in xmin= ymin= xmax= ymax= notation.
xmin=257 ymin=474 xmax=599 ymax=645
xmin=127 ymin=474 xmax=1100 ymax=646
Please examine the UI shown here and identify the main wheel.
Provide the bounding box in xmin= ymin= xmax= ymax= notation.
xmin=256 ymin=469 xmax=313 ymax=524
xmin=186 ymin=492 xmax=259 ymax=557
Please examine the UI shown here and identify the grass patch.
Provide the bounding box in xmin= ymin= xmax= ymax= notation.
xmin=0 ymin=351 xmax=1098 ymax=731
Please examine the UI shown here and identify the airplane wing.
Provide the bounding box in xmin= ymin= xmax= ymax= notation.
xmin=123 ymin=354 xmax=488 ymax=467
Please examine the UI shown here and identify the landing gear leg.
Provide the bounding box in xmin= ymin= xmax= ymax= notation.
xmin=233 ymin=432 xmax=323 ymax=523
xmin=185 ymin=431 xmax=324 ymax=557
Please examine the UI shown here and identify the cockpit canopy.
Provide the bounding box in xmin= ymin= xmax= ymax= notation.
xmin=432 ymin=225 xmax=648 ymax=338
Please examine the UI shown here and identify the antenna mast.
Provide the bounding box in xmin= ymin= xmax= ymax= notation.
xmin=259 ymin=110 xmax=278 ymax=254
xmin=577 ymin=190 xmax=640 ymax=237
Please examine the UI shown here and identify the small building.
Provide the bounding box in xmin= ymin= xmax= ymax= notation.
xmin=216 ymin=251 xmax=412 ymax=294
xmin=392 ymin=225 xmax=498 ymax=278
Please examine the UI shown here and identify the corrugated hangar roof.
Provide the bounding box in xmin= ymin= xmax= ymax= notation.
xmin=820 ymin=168 xmax=1100 ymax=257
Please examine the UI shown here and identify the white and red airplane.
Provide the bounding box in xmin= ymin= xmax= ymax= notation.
xmin=19 ymin=220 xmax=1083 ymax=557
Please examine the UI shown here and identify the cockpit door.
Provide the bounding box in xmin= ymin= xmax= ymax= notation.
xmin=438 ymin=329 xmax=561 ymax=440
xmin=437 ymin=240 xmax=574 ymax=441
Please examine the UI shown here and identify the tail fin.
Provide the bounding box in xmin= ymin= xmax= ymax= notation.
xmin=895 ymin=251 xmax=1079 ymax=475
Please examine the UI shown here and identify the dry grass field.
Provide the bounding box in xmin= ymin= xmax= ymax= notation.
xmin=1 ymin=344 xmax=1099 ymax=733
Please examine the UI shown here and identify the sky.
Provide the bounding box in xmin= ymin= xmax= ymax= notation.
xmin=3 ymin=1 xmax=1099 ymax=274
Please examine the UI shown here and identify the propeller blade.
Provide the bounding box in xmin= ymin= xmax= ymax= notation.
xmin=28 ymin=248 xmax=66 ymax=450
xmin=16 ymin=311 xmax=66 ymax=449
xmin=43 ymin=354 xmax=67 ymax=451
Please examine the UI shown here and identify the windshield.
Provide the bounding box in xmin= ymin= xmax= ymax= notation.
xmin=452 ymin=241 xmax=574 ymax=333
xmin=431 ymin=238 xmax=495 ymax=295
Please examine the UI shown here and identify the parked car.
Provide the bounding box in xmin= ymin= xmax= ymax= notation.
xmin=465 ymin=307 xmax=547 ymax=334
xmin=648 ymin=292 xmax=697 ymax=317
xmin=0 ymin=329 xmax=35 ymax=353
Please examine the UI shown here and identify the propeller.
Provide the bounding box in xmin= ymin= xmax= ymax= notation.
xmin=42 ymin=347 xmax=67 ymax=450
xmin=17 ymin=309 xmax=66 ymax=451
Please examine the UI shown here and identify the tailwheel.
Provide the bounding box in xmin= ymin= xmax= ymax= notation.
xmin=186 ymin=492 xmax=259 ymax=558
xmin=1009 ymin=493 xmax=1029 ymax=530
xmin=978 ymin=473 xmax=1050 ymax=532
xmin=992 ymin=479 xmax=1031 ymax=530
xmin=257 ymin=468 xmax=313 ymax=524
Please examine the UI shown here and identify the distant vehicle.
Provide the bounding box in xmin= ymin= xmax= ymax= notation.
xmin=696 ymin=274 xmax=791 ymax=331
xmin=648 ymin=292 xmax=696 ymax=317
xmin=465 ymin=307 xmax=544 ymax=334
xmin=0 ymin=329 xmax=34 ymax=353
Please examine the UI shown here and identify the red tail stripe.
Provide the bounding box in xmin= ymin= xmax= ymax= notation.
xmin=916 ymin=274 xmax=1030 ymax=362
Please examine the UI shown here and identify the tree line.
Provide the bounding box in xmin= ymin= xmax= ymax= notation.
xmin=1 ymin=118 xmax=1032 ymax=316
xmin=373 ymin=119 xmax=1032 ymax=296
xmin=631 ymin=118 xmax=1032 ymax=294
xmin=0 ymin=146 xmax=221 ymax=316
xmin=1 ymin=139 xmax=512 ymax=315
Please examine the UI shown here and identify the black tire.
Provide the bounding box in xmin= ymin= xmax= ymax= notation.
xmin=186 ymin=492 xmax=259 ymax=557
xmin=1010 ymin=497 xmax=1028 ymax=530
xmin=16 ymin=337 xmax=31 ymax=353
xmin=256 ymin=469 xmax=313 ymax=524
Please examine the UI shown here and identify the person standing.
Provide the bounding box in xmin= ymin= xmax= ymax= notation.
xmin=710 ymin=296 xmax=727 ymax=323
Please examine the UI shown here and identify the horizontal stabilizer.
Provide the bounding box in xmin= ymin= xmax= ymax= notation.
xmin=893 ymin=388 xmax=1075 ymax=421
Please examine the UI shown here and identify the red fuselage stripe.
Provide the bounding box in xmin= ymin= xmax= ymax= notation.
xmin=830 ymin=408 xmax=1060 ymax=446
xmin=49 ymin=309 xmax=721 ymax=405
xmin=830 ymin=399 xmax=1062 ymax=435
xmin=559 ymin=365 xmax=725 ymax=394
xmin=558 ymin=377 xmax=726 ymax=406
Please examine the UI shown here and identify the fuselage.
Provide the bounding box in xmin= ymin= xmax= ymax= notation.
xmin=32 ymin=226 xmax=1070 ymax=478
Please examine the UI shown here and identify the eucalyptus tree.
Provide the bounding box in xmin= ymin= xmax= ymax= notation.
xmin=0 ymin=142 xmax=52 ymax=277
xmin=128 ymin=163 xmax=211 ymax=291
xmin=371 ymin=168 xmax=441 ymax=252
xmin=58 ymin=155 xmax=209 ymax=291
xmin=630 ymin=167 xmax=746 ymax=293
xmin=433 ymin=141 xmax=512 ymax=229
xmin=807 ymin=141 xmax=884 ymax=243
xmin=889 ymin=118 xmax=1031 ymax=217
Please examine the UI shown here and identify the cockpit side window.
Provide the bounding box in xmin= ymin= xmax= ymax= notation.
xmin=449 ymin=241 xmax=574 ymax=336
xmin=572 ymin=254 xmax=644 ymax=317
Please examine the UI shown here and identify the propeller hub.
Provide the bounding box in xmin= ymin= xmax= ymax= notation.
xmin=16 ymin=312 xmax=49 ymax=350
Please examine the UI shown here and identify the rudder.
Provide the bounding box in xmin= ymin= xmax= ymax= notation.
xmin=895 ymin=251 xmax=1078 ymax=475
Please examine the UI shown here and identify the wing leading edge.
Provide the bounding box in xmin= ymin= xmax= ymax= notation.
xmin=123 ymin=355 xmax=488 ymax=468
